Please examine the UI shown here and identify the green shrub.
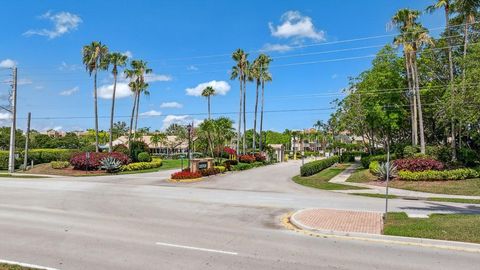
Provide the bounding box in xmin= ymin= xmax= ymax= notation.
xmin=398 ymin=168 xmax=479 ymax=181
xmin=458 ymin=148 xmax=479 ymax=167
xmin=403 ymin=146 xmax=419 ymax=158
xmin=50 ymin=161 xmax=70 ymax=169
xmin=214 ymin=166 xmax=226 ymax=173
xmin=369 ymin=161 xmax=380 ymax=175
xmin=27 ymin=149 xmax=79 ymax=165
xmin=300 ymin=156 xmax=339 ymax=177
xmin=121 ymin=159 xmax=162 ymax=171
xmin=232 ymin=163 xmax=253 ymax=171
xmin=361 ymin=154 xmax=397 ymax=169
xmin=130 ymin=141 xmax=149 ymax=161
xmin=0 ymin=150 xmax=22 ymax=170
xmin=137 ymin=152 xmax=152 ymax=162
xmin=340 ymin=152 xmax=356 ymax=162
xmin=425 ymin=145 xmax=451 ymax=162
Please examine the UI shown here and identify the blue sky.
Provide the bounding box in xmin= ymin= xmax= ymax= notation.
xmin=0 ymin=0 xmax=443 ymax=132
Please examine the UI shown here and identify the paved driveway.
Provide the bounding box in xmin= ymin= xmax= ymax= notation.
xmin=0 ymin=161 xmax=479 ymax=269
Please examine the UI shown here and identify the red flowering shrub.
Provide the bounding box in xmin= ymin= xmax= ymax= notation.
xmin=239 ymin=154 xmax=256 ymax=164
xmin=254 ymin=153 xmax=266 ymax=162
xmin=393 ymin=158 xmax=444 ymax=172
xmin=70 ymin=152 xmax=130 ymax=170
xmin=171 ymin=171 xmax=202 ymax=180
xmin=224 ymin=147 xmax=237 ymax=155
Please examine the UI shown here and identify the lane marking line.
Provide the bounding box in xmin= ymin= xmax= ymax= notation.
xmin=155 ymin=242 xmax=238 ymax=255
xmin=0 ymin=259 xmax=59 ymax=270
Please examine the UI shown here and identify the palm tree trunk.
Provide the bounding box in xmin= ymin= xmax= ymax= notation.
xmin=94 ymin=70 xmax=100 ymax=152
xmin=127 ymin=92 xmax=138 ymax=149
xmin=253 ymin=81 xmax=259 ymax=151
xmin=237 ymin=76 xmax=243 ymax=155
xmin=109 ymin=71 xmax=117 ymax=153
xmin=208 ymin=96 xmax=211 ymax=120
xmin=412 ymin=54 xmax=425 ymax=154
xmin=404 ymin=52 xmax=417 ymax=146
xmin=259 ymin=81 xmax=265 ymax=151
xmin=242 ymin=76 xmax=247 ymax=154
xmin=134 ymin=90 xmax=141 ymax=140
xmin=445 ymin=7 xmax=456 ymax=161
xmin=459 ymin=20 xmax=469 ymax=150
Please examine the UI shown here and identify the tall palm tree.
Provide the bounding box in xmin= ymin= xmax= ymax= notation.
xmin=250 ymin=58 xmax=261 ymax=151
xmin=427 ymin=0 xmax=457 ymax=160
xmin=231 ymin=49 xmax=248 ymax=155
xmin=82 ymin=41 xmax=109 ymax=152
xmin=201 ymin=86 xmax=216 ymax=119
xmin=257 ymin=54 xmax=272 ymax=151
xmin=391 ymin=9 xmax=432 ymax=154
xmin=105 ymin=52 xmax=128 ymax=152
xmin=125 ymin=60 xmax=152 ymax=148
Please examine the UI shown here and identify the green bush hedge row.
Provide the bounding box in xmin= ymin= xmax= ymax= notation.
xmin=50 ymin=161 xmax=70 ymax=169
xmin=398 ymin=168 xmax=479 ymax=181
xmin=0 ymin=151 xmax=21 ymax=170
xmin=121 ymin=159 xmax=163 ymax=171
xmin=300 ymin=156 xmax=339 ymax=177
xmin=232 ymin=161 xmax=265 ymax=171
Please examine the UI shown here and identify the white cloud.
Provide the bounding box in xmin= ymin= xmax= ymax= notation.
xmin=260 ymin=43 xmax=293 ymax=53
xmin=122 ymin=51 xmax=133 ymax=58
xmin=331 ymin=74 xmax=338 ymax=79
xmin=145 ymin=73 xmax=172 ymax=83
xmin=0 ymin=112 xmax=11 ymax=120
xmin=59 ymin=61 xmax=80 ymax=71
xmin=140 ymin=110 xmax=162 ymax=117
xmin=161 ymin=115 xmax=203 ymax=130
xmin=160 ymin=102 xmax=183 ymax=109
xmin=24 ymin=11 xmax=82 ymax=39
xmin=35 ymin=85 xmax=44 ymax=90
xmin=269 ymin=11 xmax=325 ymax=41
xmin=185 ymin=80 xmax=231 ymax=96
xmin=60 ymin=86 xmax=79 ymax=96
xmin=0 ymin=59 xmax=16 ymax=69
xmin=98 ymin=82 xmax=132 ymax=99
xmin=17 ymin=78 xmax=33 ymax=85
xmin=187 ymin=65 xmax=199 ymax=71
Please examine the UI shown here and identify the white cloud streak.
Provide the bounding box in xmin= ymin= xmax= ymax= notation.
xmin=60 ymin=86 xmax=79 ymax=96
xmin=24 ymin=11 xmax=82 ymax=39
xmin=0 ymin=59 xmax=17 ymax=69
xmin=160 ymin=102 xmax=183 ymax=109
xmin=185 ymin=80 xmax=231 ymax=97
xmin=269 ymin=11 xmax=325 ymax=41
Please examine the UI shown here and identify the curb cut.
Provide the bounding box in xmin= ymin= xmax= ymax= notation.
xmin=288 ymin=209 xmax=480 ymax=253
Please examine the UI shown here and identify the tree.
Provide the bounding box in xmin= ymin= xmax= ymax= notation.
xmin=105 ymin=52 xmax=128 ymax=152
xmin=201 ymin=86 xmax=216 ymax=119
xmin=82 ymin=41 xmax=109 ymax=152
xmin=257 ymin=54 xmax=272 ymax=151
xmin=112 ymin=121 xmax=128 ymax=139
xmin=231 ymin=49 xmax=248 ymax=154
xmin=426 ymin=0 xmax=457 ymax=160
xmin=250 ymin=58 xmax=261 ymax=151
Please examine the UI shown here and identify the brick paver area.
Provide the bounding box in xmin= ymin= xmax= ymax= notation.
xmin=293 ymin=209 xmax=383 ymax=234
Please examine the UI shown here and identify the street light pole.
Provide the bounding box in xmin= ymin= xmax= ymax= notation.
xmin=384 ymin=139 xmax=390 ymax=220
xmin=8 ymin=67 xmax=17 ymax=173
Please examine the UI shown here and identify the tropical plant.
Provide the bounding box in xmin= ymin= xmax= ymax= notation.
xmin=201 ymin=86 xmax=216 ymax=119
xmin=100 ymin=157 xmax=122 ymax=173
xmin=377 ymin=162 xmax=397 ymax=181
xmin=105 ymin=52 xmax=128 ymax=152
xmin=257 ymin=54 xmax=272 ymax=151
xmin=231 ymin=49 xmax=249 ymax=154
xmin=82 ymin=41 xmax=109 ymax=152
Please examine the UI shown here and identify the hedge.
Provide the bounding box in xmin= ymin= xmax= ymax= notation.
xmin=398 ymin=168 xmax=479 ymax=181
xmin=300 ymin=156 xmax=339 ymax=177
xmin=0 ymin=150 xmax=21 ymax=170
xmin=121 ymin=159 xmax=162 ymax=171
xmin=51 ymin=161 xmax=70 ymax=169
xmin=28 ymin=149 xmax=79 ymax=164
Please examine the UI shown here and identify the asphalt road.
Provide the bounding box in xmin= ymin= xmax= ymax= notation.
xmin=1 ymin=161 xmax=479 ymax=270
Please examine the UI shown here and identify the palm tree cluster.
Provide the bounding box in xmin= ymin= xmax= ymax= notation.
xmin=82 ymin=41 xmax=152 ymax=153
xmin=230 ymin=49 xmax=272 ymax=155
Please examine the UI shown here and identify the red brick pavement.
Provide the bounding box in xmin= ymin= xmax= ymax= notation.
xmin=292 ymin=209 xmax=383 ymax=234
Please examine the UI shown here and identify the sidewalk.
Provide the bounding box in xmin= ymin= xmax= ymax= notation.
xmin=328 ymin=163 xmax=480 ymax=200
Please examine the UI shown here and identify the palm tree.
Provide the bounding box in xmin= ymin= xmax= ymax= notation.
xmin=151 ymin=132 xmax=167 ymax=154
xmin=250 ymin=58 xmax=261 ymax=151
xmin=125 ymin=60 xmax=152 ymax=148
xmin=257 ymin=54 xmax=272 ymax=151
xmin=105 ymin=52 xmax=128 ymax=153
xmin=201 ymin=86 xmax=216 ymax=119
xmin=391 ymin=9 xmax=432 ymax=154
xmin=427 ymin=0 xmax=457 ymax=160
xmin=82 ymin=41 xmax=109 ymax=152
xmin=231 ymin=49 xmax=248 ymax=155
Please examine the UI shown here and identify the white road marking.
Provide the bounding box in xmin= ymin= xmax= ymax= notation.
xmin=155 ymin=242 xmax=238 ymax=255
xmin=0 ymin=259 xmax=59 ymax=270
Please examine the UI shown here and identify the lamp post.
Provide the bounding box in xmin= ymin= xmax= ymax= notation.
xmin=187 ymin=123 xmax=192 ymax=169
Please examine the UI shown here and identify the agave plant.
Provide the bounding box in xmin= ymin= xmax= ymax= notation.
xmin=100 ymin=157 xmax=122 ymax=173
xmin=377 ymin=162 xmax=397 ymax=181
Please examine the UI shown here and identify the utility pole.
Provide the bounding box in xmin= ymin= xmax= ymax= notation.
xmin=8 ymin=67 xmax=17 ymax=173
xmin=23 ymin=112 xmax=31 ymax=171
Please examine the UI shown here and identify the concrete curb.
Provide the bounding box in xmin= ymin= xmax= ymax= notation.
xmin=289 ymin=209 xmax=480 ymax=253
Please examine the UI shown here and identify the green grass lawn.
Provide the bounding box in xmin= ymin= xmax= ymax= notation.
xmin=346 ymin=168 xmax=378 ymax=183
xmin=293 ymin=164 xmax=367 ymax=190
xmin=427 ymin=197 xmax=480 ymax=204
xmin=389 ymin=178 xmax=480 ymax=196
xmin=0 ymin=174 xmax=46 ymax=178
xmin=118 ymin=159 xmax=184 ymax=175
xmin=350 ymin=193 xmax=398 ymax=199
xmin=0 ymin=263 xmax=38 ymax=270
xmin=384 ymin=212 xmax=480 ymax=244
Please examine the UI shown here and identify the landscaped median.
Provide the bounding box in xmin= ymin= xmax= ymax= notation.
xmin=293 ymin=156 xmax=367 ymax=190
